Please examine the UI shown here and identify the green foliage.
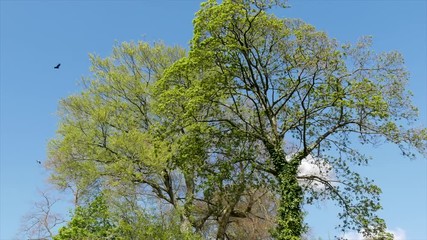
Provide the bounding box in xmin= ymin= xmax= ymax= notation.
xmin=47 ymin=41 xmax=186 ymax=196
xmin=54 ymin=193 xmax=121 ymax=240
xmin=54 ymin=193 xmax=201 ymax=240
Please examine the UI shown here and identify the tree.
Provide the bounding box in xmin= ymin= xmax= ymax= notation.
xmin=54 ymin=192 xmax=125 ymax=240
xmin=46 ymin=41 xmax=271 ymax=239
xmin=18 ymin=189 xmax=65 ymax=240
xmin=156 ymin=0 xmax=426 ymax=239
xmin=46 ymin=1 xmax=427 ymax=239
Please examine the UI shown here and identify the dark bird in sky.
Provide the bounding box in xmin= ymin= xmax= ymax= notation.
xmin=54 ymin=63 xmax=61 ymax=69
xmin=36 ymin=160 xmax=42 ymax=164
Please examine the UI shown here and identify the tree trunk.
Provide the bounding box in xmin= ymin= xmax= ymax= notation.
xmin=276 ymin=166 xmax=304 ymax=240
xmin=216 ymin=183 xmax=245 ymax=240
xmin=216 ymin=206 xmax=232 ymax=240
xmin=268 ymin=145 xmax=304 ymax=240
xmin=181 ymin=171 xmax=196 ymax=234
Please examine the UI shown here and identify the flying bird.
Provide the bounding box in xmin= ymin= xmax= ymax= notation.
xmin=54 ymin=63 xmax=61 ymax=69
xmin=36 ymin=160 xmax=42 ymax=164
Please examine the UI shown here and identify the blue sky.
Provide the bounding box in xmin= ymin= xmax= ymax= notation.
xmin=0 ymin=1 xmax=425 ymax=239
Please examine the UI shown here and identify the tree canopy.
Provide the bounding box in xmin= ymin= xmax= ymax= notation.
xmin=45 ymin=0 xmax=426 ymax=239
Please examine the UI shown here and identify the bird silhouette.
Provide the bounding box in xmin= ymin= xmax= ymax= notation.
xmin=54 ymin=63 xmax=61 ymax=69
xmin=36 ymin=160 xmax=42 ymax=164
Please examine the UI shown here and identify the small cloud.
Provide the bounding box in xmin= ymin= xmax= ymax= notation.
xmin=342 ymin=228 xmax=406 ymax=240
xmin=388 ymin=228 xmax=406 ymax=240
xmin=291 ymin=154 xmax=336 ymax=191
xmin=342 ymin=231 xmax=364 ymax=240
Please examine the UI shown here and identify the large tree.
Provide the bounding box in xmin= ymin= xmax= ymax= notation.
xmin=156 ymin=0 xmax=426 ymax=239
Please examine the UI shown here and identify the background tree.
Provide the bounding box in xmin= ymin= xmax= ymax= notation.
xmin=18 ymin=189 xmax=65 ymax=240
xmin=47 ymin=40 xmax=273 ymax=239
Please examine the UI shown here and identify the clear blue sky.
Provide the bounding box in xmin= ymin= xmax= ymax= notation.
xmin=1 ymin=1 xmax=426 ymax=239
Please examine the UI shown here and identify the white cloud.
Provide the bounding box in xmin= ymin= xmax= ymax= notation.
xmin=388 ymin=228 xmax=406 ymax=240
xmin=291 ymin=154 xmax=336 ymax=191
xmin=342 ymin=228 xmax=406 ymax=240
xmin=342 ymin=231 xmax=364 ymax=240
